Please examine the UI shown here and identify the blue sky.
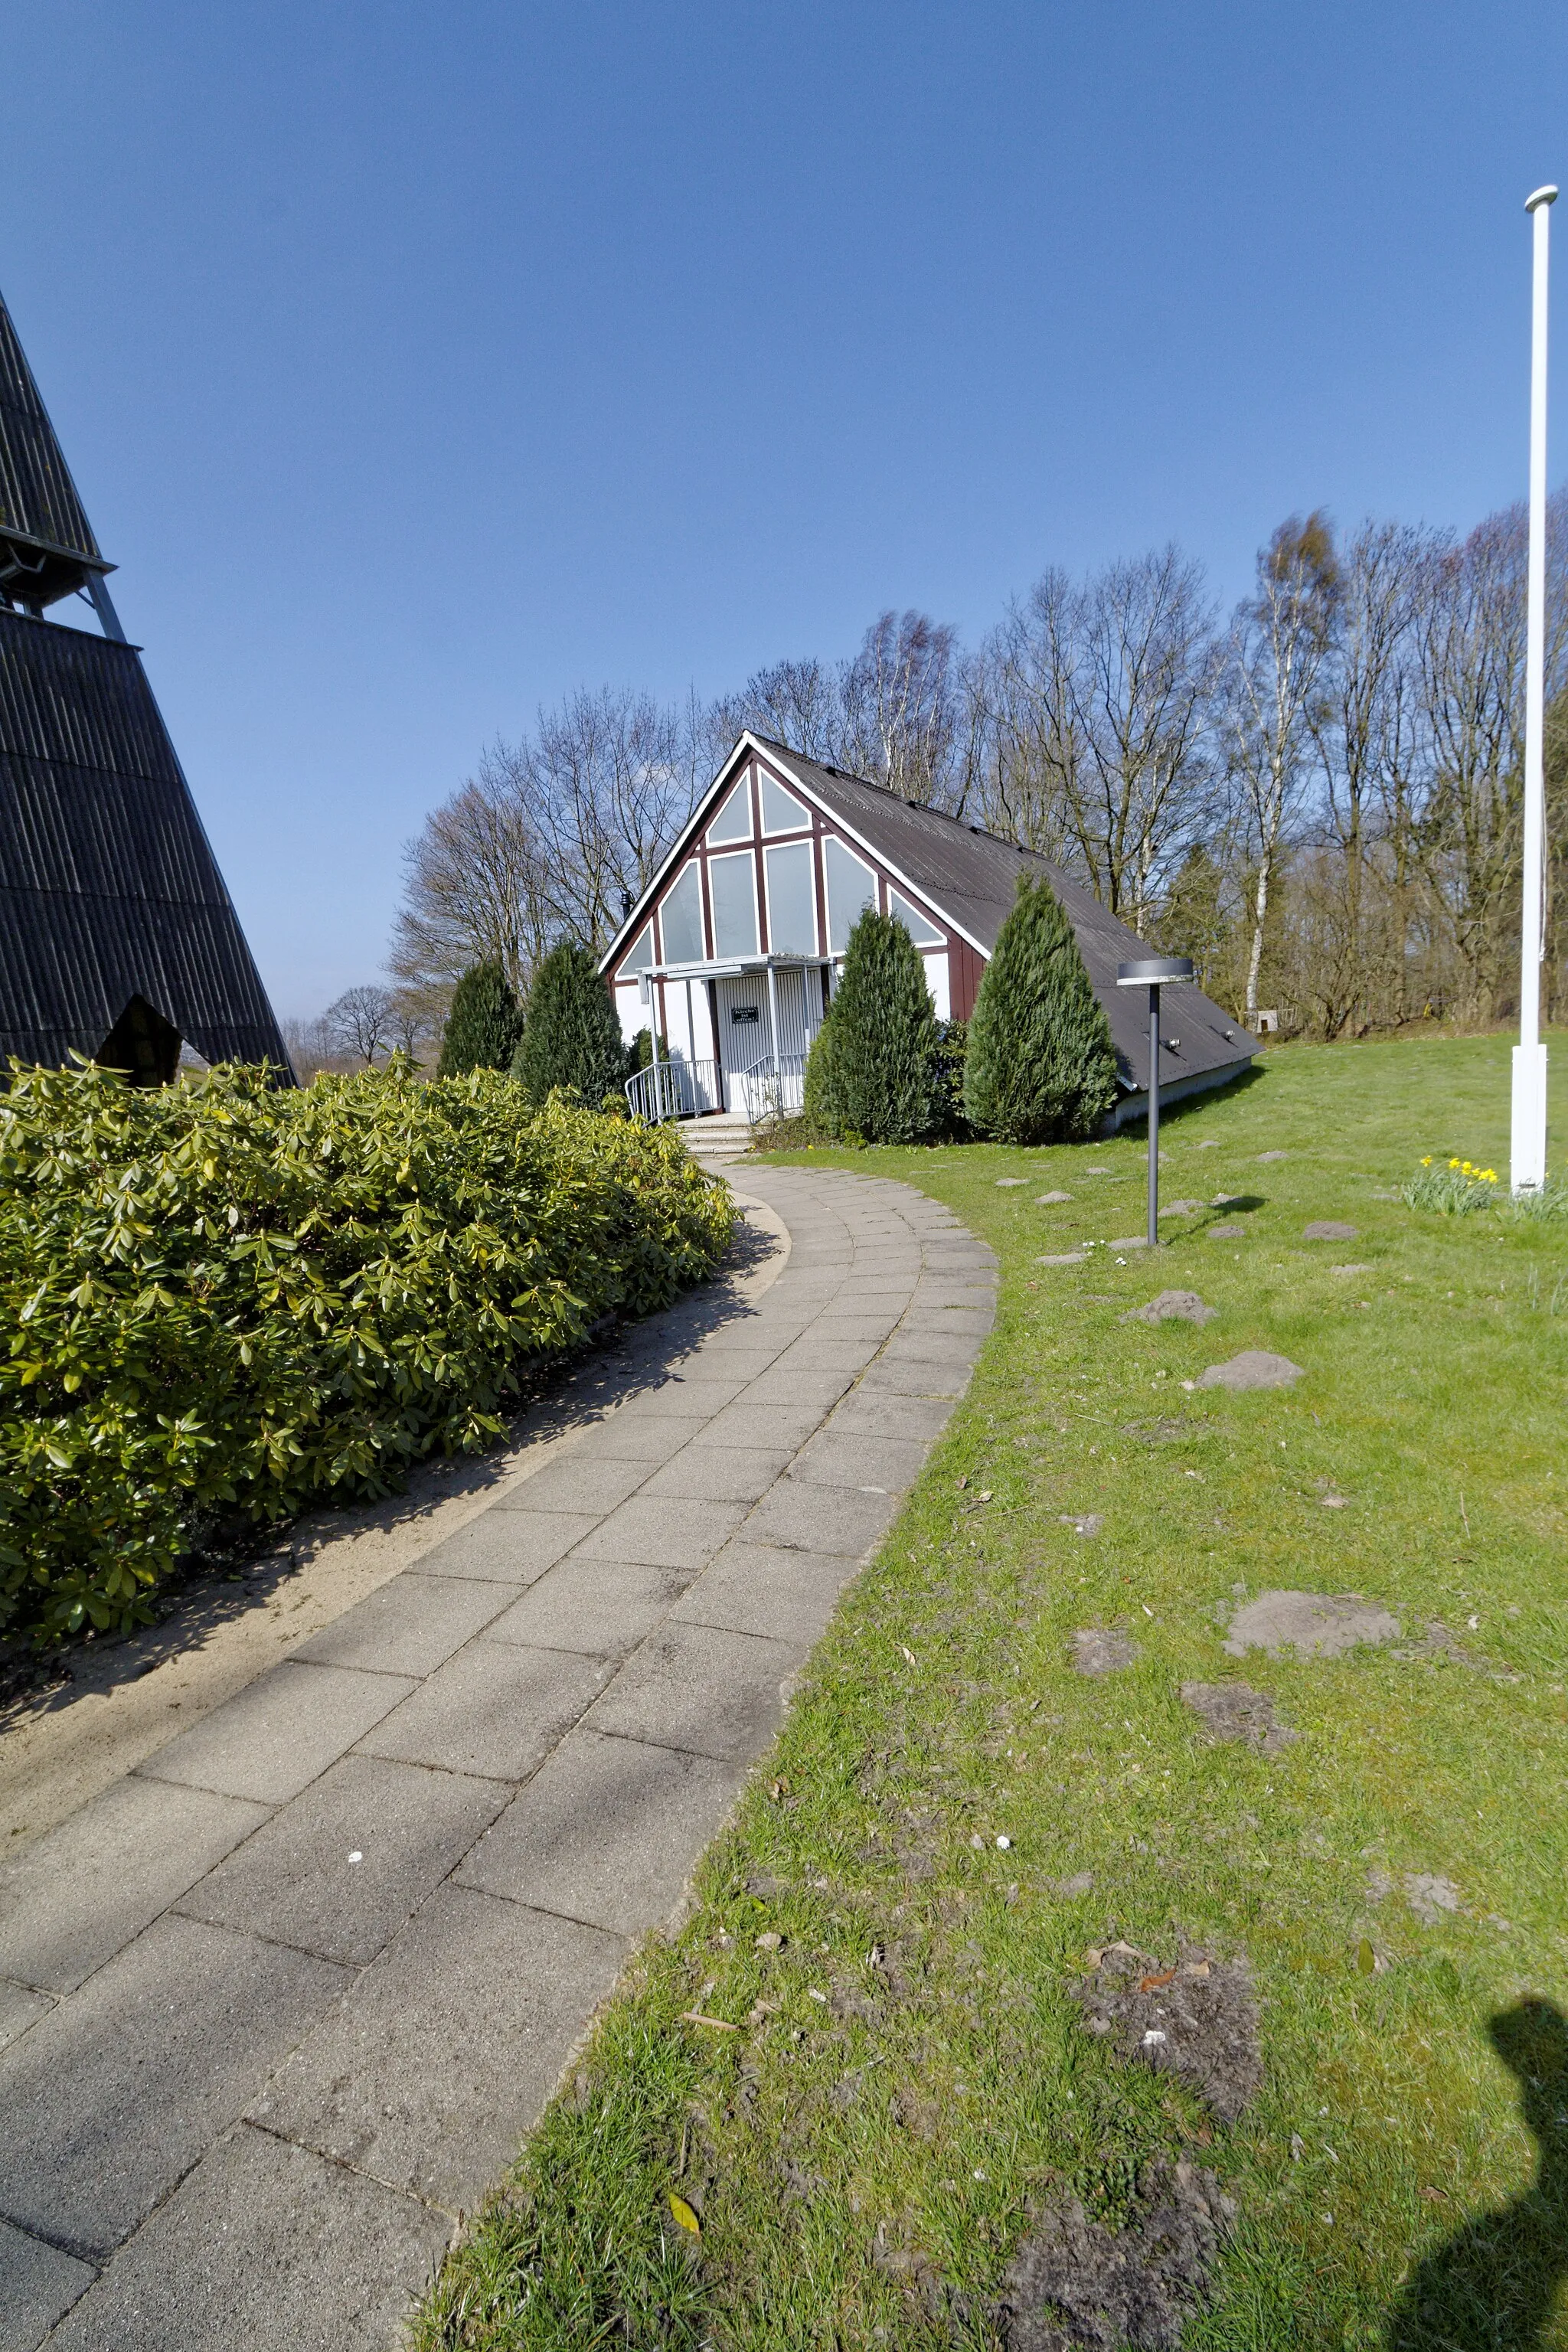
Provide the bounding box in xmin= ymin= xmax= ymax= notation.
xmin=4 ymin=2 xmax=1565 ymax=1016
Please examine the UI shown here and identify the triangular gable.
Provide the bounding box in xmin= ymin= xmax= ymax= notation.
xmin=595 ymin=731 xmax=965 ymax=976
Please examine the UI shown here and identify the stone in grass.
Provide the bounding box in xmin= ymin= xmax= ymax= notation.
xmin=1047 ymin=1869 xmax=1096 ymax=1898
xmin=1195 ymin=1350 xmax=1304 ymax=1391
xmin=1197 ymin=1138 xmax=1221 ymax=1149
xmin=1223 ymin=1589 xmax=1400 ymax=1658
xmin=1158 ymin=1198 xmax=1206 ymax=1218
xmin=1304 ymin=1220 xmax=1358 ymax=1242
xmin=1059 ymin=1512 xmax=1105 ymax=1537
xmin=1075 ymin=1944 xmax=1263 ymax=2122
xmin=1331 ymin=1263 xmax=1374 ymax=1276
xmin=1037 ymin=1251 xmax=1089 ymax=1267
xmin=1037 ymin=1189 xmax=1073 ymax=1204
xmin=1121 ymin=1289 xmax=1217 ymax=1327
xmin=1258 ymin=1149 xmax=1289 ymax=1162
xmin=1207 ymin=1223 xmax=1248 ymax=1241
xmin=998 ymin=2157 xmax=1235 ymax=2352
xmin=1072 ymin=1627 xmax=1138 ymax=1674
xmin=1181 ymin=1681 xmax=1296 ymax=1756
xmin=1108 ymin=1236 xmax=1151 ymax=1250
xmin=996 ymin=1177 xmax=1030 ymax=1187
xmin=1404 ymin=1872 xmax=1463 ymax=1926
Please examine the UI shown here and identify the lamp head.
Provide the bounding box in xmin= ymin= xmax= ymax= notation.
xmin=1116 ymin=956 xmax=1195 ymax=987
xmin=1526 ymin=186 xmax=1559 ymax=213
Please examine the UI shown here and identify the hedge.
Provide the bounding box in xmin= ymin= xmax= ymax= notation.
xmin=0 ymin=1060 xmax=735 ymax=1645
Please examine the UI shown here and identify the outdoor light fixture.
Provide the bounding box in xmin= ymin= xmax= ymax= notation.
xmin=1117 ymin=957 xmax=1195 ymax=1246
xmin=1514 ymin=184 xmax=1557 ymax=1195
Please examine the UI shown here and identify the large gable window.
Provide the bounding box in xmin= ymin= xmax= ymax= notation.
xmin=709 ymin=851 xmax=759 ymax=957
xmin=889 ymin=889 xmax=942 ymax=946
xmin=660 ymin=864 xmax=705 ymax=963
xmin=764 ymin=841 xmax=816 ymax=954
xmin=623 ymin=922 xmax=655 ymax=971
xmin=824 ymin=837 xmax=877 ymax=952
xmin=760 ymin=773 xmax=808 ymax=835
xmin=707 ymin=776 xmax=752 ymax=843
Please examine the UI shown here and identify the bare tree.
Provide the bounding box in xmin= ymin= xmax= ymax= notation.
xmin=1221 ymin=513 xmax=1341 ymax=1021
xmin=707 ymin=656 xmax=843 ymax=768
xmin=524 ymin=685 xmax=697 ymax=949
xmin=972 ymin=568 xmax=1087 ymax=867
xmin=839 ymin=609 xmax=965 ymax=807
xmin=972 ymin=553 xmax=1219 ymax=922
xmin=324 ymin=984 xmax=396 ymax=1065
xmin=389 ymin=757 xmax=552 ymax=998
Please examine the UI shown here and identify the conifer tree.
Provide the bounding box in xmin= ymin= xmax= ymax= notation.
xmin=511 ymin=942 xmax=629 ymax=1106
xmin=812 ymin=909 xmax=940 ymax=1143
xmin=436 ymin=959 xmax=524 ymax=1078
xmin=963 ymin=874 xmax=1119 ymax=1143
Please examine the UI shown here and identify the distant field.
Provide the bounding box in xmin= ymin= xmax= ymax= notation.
xmin=412 ymin=1032 xmax=1568 ymax=2352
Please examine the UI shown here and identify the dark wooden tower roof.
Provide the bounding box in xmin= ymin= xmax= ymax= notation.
xmin=0 ymin=288 xmax=290 ymax=1079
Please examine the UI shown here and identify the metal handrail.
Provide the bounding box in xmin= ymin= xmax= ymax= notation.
xmin=624 ymin=1057 xmax=721 ymax=1122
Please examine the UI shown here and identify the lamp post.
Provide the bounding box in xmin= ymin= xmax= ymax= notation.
xmin=1514 ymin=184 xmax=1557 ymax=1196
xmin=1117 ymin=957 xmax=1196 ymax=1246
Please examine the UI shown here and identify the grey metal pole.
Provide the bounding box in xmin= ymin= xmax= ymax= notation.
xmin=1147 ymin=985 xmax=1161 ymax=1248
xmin=1116 ymin=957 xmax=1191 ymax=1250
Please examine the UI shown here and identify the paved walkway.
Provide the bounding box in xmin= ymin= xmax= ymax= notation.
xmin=0 ymin=1168 xmax=995 ymax=2351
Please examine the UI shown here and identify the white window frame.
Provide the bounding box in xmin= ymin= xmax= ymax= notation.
xmin=708 ymin=849 xmax=760 ymax=959
xmin=759 ymin=772 xmax=810 ymax=835
xmin=823 ymin=836 xmax=877 ymax=954
xmin=763 ymin=839 xmax=818 ymax=956
xmin=658 ymin=864 xmax=707 ymax=964
xmin=706 ymin=774 xmax=753 ymax=844
xmin=889 ymin=887 xmax=942 ymax=946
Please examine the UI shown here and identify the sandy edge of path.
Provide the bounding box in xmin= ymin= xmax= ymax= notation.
xmin=0 ymin=1183 xmax=786 ymax=1855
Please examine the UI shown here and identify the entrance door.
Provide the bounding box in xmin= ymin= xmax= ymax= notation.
xmin=714 ymin=975 xmax=766 ymax=1112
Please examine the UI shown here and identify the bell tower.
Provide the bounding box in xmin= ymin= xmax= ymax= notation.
xmin=0 ymin=287 xmax=291 ymax=1079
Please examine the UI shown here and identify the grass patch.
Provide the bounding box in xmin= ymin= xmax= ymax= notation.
xmin=410 ymin=1034 xmax=1568 ymax=2350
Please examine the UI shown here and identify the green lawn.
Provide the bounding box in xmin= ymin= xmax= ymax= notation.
xmin=411 ymin=1033 xmax=1568 ymax=2352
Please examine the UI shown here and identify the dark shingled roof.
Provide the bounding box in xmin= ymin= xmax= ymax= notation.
xmin=755 ymin=739 xmax=1256 ymax=1096
xmin=0 ymin=291 xmax=103 ymax=572
xmin=0 ymin=612 xmax=292 ymax=1071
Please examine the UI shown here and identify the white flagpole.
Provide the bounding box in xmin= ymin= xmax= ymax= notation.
xmin=1513 ymin=184 xmax=1557 ymax=1195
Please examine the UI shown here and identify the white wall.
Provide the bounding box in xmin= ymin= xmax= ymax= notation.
xmin=923 ymin=952 xmax=950 ymax=1020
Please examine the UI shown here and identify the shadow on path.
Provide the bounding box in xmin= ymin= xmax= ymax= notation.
xmin=1387 ymin=2001 xmax=1568 ymax=2350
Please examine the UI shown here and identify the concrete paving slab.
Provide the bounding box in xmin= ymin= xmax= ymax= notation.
xmin=614 ymin=1376 xmax=751 ymax=1419
xmin=573 ymin=1494 xmax=749 ymax=1569
xmin=787 ymin=1428 xmax=931 ymax=1492
xmin=741 ymin=1365 xmax=858 ymax=1412
xmin=773 ymin=1336 xmax=884 ymax=1373
xmin=880 ymin=1328 xmax=988 ymax=1364
xmin=573 ymin=1413 xmax=702 ymax=1461
xmin=177 ymin=1754 xmax=505 ymax=1967
xmin=456 ymin=1728 xmax=743 ymax=1933
xmin=0 ymin=1776 xmax=269 ymax=1997
xmin=489 ymin=1452 xmax=651 ymax=1516
xmin=697 ymin=1398 xmax=843 ymax=1452
xmin=743 ymin=1478 xmax=897 ymax=1559
xmin=640 ymin=1443 xmax=793 ymax=1503
xmin=413 ymin=1508 xmax=599 ymax=1584
xmin=855 ymin=1359 xmax=968 ymax=1400
xmin=827 ymin=1391 xmax=959 ymax=1441
xmin=673 ymin=1541 xmax=855 ymax=1646
xmin=136 ymin=1662 xmax=416 ymax=1807
xmin=655 ymin=1345 xmax=782 ymax=1382
xmin=482 ymin=1557 xmax=686 ymax=1659
xmin=291 ymin=1572 xmax=511 ymax=1679
xmin=251 ymin=1885 xmax=624 ymax=2214
xmin=585 ymin=1621 xmax=801 ymax=1760
xmin=0 ymin=2217 xmax=93 ymax=2351
xmin=0 ymin=1913 xmax=347 ymax=2259
xmin=356 ymin=1642 xmax=609 ymax=1782
xmin=0 ymin=1980 xmax=52 ymax=2055
xmin=42 ymin=2125 xmax=447 ymax=2352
